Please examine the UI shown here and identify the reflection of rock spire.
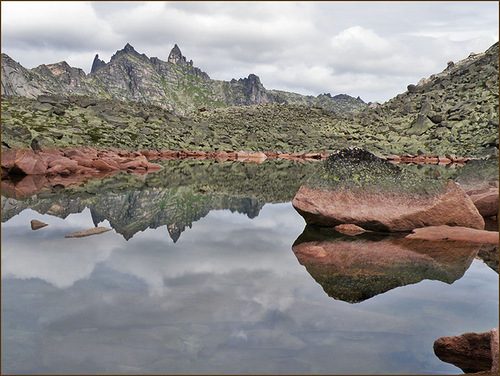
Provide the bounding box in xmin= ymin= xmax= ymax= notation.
xmin=167 ymin=223 xmax=183 ymax=243
xmin=90 ymin=207 xmax=105 ymax=227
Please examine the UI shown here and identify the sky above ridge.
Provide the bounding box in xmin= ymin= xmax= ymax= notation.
xmin=1 ymin=1 xmax=498 ymax=102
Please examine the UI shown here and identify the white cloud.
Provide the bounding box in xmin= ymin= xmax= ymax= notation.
xmin=1 ymin=1 xmax=498 ymax=102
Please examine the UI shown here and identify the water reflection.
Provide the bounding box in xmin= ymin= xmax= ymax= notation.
xmin=292 ymin=226 xmax=482 ymax=303
xmin=1 ymin=160 xmax=319 ymax=241
xmin=1 ymin=159 xmax=498 ymax=374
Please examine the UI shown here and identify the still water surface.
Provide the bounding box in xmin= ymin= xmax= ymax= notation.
xmin=1 ymin=160 xmax=498 ymax=374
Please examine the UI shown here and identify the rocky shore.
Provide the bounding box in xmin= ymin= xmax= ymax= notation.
xmin=434 ymin=328 xmax=499 ymax=374
xmin=1 ymin=145 xmax=487 ymax=198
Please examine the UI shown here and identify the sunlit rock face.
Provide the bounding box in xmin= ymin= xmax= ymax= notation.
xmin=292 ymin=149 xmax=485 ymax=231
xmin=292 ymin=226 xmax=481 ymax=303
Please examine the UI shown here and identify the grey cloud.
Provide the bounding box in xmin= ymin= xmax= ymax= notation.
xmin=1 ymin=1 xmax=498 ymax=102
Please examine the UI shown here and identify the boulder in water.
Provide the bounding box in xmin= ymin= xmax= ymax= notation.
xmin=292 ymin=148 xmax=485 ymax=232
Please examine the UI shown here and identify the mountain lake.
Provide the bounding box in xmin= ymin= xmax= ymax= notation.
xmin=1 ymin=159 xmax=498 ymax=374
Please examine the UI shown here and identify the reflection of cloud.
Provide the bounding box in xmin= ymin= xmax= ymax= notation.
xmin=2 ymin=204 xmax=498 ymax=374
xmin=1 ymin=204 xmax=305 ymax=293
xmin=1 ymin=208 xmax=118 ymax=288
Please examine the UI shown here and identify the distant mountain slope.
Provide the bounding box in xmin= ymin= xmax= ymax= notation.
xmin=336 ymin=42 xmax=499 ymax=156
xmin=1 ymin=43 xmax=366 ymax=115
xmin=1 ymin=42 xmax=497 ymax=157
xmin=194 ymin=42 xmax=499 ymax=157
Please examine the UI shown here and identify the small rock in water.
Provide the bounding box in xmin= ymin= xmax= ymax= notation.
xmin=30 ymin=219 xmax=48 ymax=230
xmin=334 ymin=224 xmax=367 ymax=236
xmin=65 ymin=226 xmax=112 ymax=238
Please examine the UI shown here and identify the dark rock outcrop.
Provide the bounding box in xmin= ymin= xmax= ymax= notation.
xmin=90 ymin=54 xmax=106 ymax=73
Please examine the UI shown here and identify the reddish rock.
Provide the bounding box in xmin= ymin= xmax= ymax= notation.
xmin=334 ymin=224 xmax=368 ymax=236
xmin=293 ymin=180 xmax=485 ymax=232
xmin=145 ymin=162 xmax=163 ymax=171
xmin=265 ymin=151 xmax=278 ymax=158
xmin=185 ymin=150 xmax=207 ymax=157
xmin=1 ymin=148 xmax=17 ymax=169
xmin=39 ymin=151 xmax=66 ymax=165
xmin=72 ymin=156 xmax=95 ymax=168
xmin=304 ymin=153 xmax=323 ymax=160
xmin=467 ymin=187 xmax=499 ymax=218
xmin=247 ymin=151 xmax=267 ymax=162
xmin=65 ymin=226 xmax=112 ymax=238
xmin=236 ymin=151 xmax=267 ymax=163
xmin=121 ymin=155 xmax=150 ymax=170
xmin=47 ymin=157 xmax=79 ymax=175
xmin=91 ymin=159 xmax=120 ymax=171
xmin=214 ymin=151 xmax=230 ymax=161
xmin=1 ymin=175 xmax=49 ymax=199
xmin=3 ymin=149 xmax=48 ymax=175
xmin=139 ymin=150 xmax=157 ymax=159
xmin=406 ymin=225 xmax=499 ymax=244
xmin=386 ymin=155 xmax=401 ymax=162
xmin=159 ymin=150 xmax=180 ymax=158
xmin=434 ymin=328 xmax=498 ymax=373
xmin=277 ymin=153 xmax=291 ymax=159
xmin=438 ymin=156 xmax=452 ymax=165
xmin=31 ymin=219 xmax=48 ymax=230
xmin=426 ymin=157 xmax=439 ymax=164
xmin=100 ymin=157 xmax=121 ymax=170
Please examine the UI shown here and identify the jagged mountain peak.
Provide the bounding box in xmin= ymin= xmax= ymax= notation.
xmin=91 ymin=54 xmax=106 ymax=74
xmin=123 ymin=42 xmax=136 ymax=53
xmin=1 ymin=41 xmax=369 ymax=114
xmin=109 ymin=42 xmax=145 ymax=62
xmin=46 ymin=60 xmax=71 ymax=69
xmin=168 ymin=43 xmax=187 ymax=65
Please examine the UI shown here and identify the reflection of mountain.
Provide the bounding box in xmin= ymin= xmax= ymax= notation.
xmin=2 ymin=160 xmax=319 ymax=241
xmin=292 ymin=226 xmax=480 ymax=303
xmin=87 ymin=187 xmax=264 ymax=240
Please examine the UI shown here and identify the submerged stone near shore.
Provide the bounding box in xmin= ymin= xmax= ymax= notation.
xmin=30 ymin=219 xmax=48 ymax=230
xmin=65 ymin=226 xmax=111 ymax=238
xmin=292 ymin=148 xmax=485 ymax=232
xmin=434 ymin=328 xmax=499 ymax=374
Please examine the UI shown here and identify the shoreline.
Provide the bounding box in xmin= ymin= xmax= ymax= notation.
xmin=0 ymin=147 xmax=481 ymax=199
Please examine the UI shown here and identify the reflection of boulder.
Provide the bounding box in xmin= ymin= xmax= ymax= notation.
xmin=477 ymin=244 xmax=499 ymax=273
xmin=292 ymin=149 xmax=484 ymax=232
xmin=292 ymin=226 xmax=481 ymax=303
xmin=434 ymin=328 xmax=498 ymax=374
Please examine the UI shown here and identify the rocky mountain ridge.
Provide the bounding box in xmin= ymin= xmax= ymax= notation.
xmin=1 ymin=43 xmax=366 ymax=115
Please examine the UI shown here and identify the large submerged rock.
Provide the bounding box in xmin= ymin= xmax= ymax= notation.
xmin=292 ymin=148 xmax=485 ymax=232
xmin=434 ymin=328 xmax=499 ymax=374
xmin=292 ymin=226 xmax=480 ymax=303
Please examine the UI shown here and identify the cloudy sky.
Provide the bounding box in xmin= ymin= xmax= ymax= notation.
xmin=1 ymin=1 xmax=498 ymax=102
